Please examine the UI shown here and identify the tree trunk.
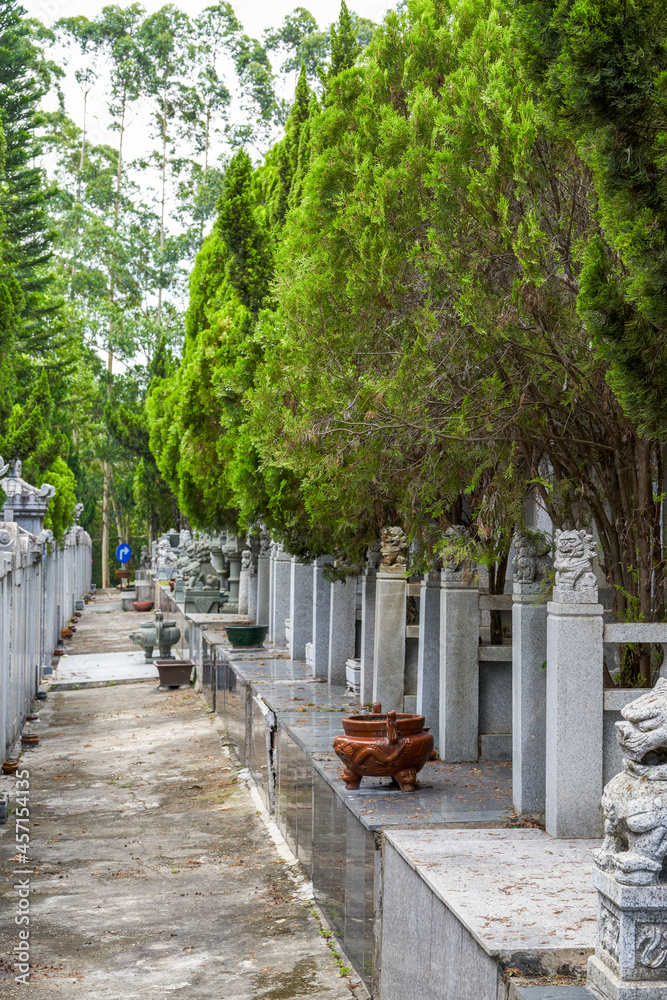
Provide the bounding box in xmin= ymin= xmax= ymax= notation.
xmin=102 ymin=464 xmax=110 ymax=589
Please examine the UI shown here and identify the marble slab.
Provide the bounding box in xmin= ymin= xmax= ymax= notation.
xmin=385 ymin=828 xmax=600 ymax=956
xmin=49 ymin=649 xmax=158 ymax=688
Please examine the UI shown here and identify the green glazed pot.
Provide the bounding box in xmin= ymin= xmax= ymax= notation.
xmin=224 ymin=624 xmax=269 ymax=648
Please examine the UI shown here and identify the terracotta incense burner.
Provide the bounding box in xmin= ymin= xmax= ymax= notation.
xmin=333 ymin=702 xmax=433 ymax=792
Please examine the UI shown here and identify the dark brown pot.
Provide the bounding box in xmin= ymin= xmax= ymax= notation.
xmin=133 ymin=600 xmax=154 ymax=613
xmin=2 ymin=760 xmax=19 ymax=774
xmin=154 ymin=659 xmax=194 ymax=688
xmin=21 ymin=734 xmax=39 ymax=745
xmin=333 ymin=702 xmax=433 ymax=792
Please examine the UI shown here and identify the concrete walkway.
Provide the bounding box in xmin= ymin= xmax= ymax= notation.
xmin=0 ymin=592 xmax=362 ymax=999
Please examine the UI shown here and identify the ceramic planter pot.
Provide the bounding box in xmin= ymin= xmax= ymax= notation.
xmin=154 ymin=659 xmax=194 ymax=688
xmin=333 ymin=702 xmax=433 ymax=792
xmin=224 ymin=624 xmax=268 ymax=648
xmin=21 ymin=734 xmax=39 ymax=746
xmin=2 ymin=760 xmax=19 ymax=775
xmin=133 ymin=600 xmax=154 ymax=613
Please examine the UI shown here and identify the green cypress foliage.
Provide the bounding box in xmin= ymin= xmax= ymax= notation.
xmin=217 ymin=148 xmax=272 ymax=314
xmin=0 ymin=0 xmax=58 ymax=344
xmin=510 ymin=0 xmax=667 ymax=436
xmin=328 ymin=0 xmax=360 ymax=80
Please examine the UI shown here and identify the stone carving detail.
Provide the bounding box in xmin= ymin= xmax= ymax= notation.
xmin=637 ymin=924 xmax=667 ymax=969
xmin=140 ymin=545 xmax=151 ymax=570
xmin=241 ymin=548 xmax=253 ymax=571
xmin=553 ymin=528 xmax=597 ymax=591
xmin=512 ymin=529 xmax=552 ymax=584
xmin=594 ymin=678 xmax=667 ymax=885
xmin=380 ymin=526 xmax=407 ymax=570
xmin=598 ymin=904 xmax=620 ymax=961
xmin=259 ymin=527 xmax=271 ymax=556
xmin=185 ymin=545 xmax=220 ymax=590
xmin=0 ymin=528 xmax=11 ymax=547
xmin=0 ymin=454 xmax=8 ymax=477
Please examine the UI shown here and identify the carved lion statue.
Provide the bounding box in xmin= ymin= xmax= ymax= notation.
xmin=594 ymin=678 xmax=667 ymax=885
xmin=553 ymin=528 xmax=597 ymax=591
xmin=512 ymin=530 xmax=551 ymax=584
xmin=185 ymin=546 xmax=220 ymax=590
xmin=380 ymin=526 xmax=407 ymax=569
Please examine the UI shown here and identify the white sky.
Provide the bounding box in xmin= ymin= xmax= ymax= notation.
xmin=22 ymin=0 xmax=398 ymax=370
xmin=24 ymin=0 xmax=395 ymax=36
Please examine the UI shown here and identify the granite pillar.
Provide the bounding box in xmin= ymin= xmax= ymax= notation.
xmin=238 ymin=565 xmax=250 ymax=616
xmin=312 ymin=556 xmax=333 ymax=679
xmin=372 ymin=570 xmax=407 ymax=714
xmin=416 ymin=570 xmax=441 ymax=750
xmin=257 ymin=552 xmax=270 ymax=628
xmin=268 ymin=545 xmax=277 ymax=642
xmin=272 ymin=547 xmax=292 ymax=647
xmin=512 ymin=581 xmax=548 ymax=816
xmin=289 ymin=557 xmax=313 ymax=661
xmin=439 ymin=574 xmax=479 ymax=762
xmin=546 ymin=587 xmax=604 ymax=838
xmin=360 ymin=566 xmax=377 ymax=706
xmin=247 ymin=566 xmax=258 ymax=623
xmin=328 ymin=578 xmax=356 ymax=686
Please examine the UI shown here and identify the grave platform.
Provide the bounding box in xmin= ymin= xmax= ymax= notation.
xmin=381 ymin=828 xmax=599 ymax=1000
xmin=196 ymin=625 xmax=516 ymax=995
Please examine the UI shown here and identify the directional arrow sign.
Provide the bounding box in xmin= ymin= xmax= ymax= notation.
xmin=115 ymin=543 xmax=132 ymax=564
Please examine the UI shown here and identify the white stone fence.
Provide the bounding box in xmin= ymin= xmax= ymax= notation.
xmin=0 ymin=521 xmax=92 ymax=757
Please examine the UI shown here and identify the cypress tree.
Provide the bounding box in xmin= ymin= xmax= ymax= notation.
xmin=0 ymin=0 xmax=59 ymax=346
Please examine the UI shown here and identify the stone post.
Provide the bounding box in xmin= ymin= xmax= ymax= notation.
xmin=360 ymin=553 xmax=378 ymax=706
xmin=546 ymin=529 xmax=604 ymax=838
xmin=416 ymin=568 xmax=441 ymax=750
xmin=372 ymin=527 xmax=408 ymax=713
xmin=312 ymin=555 xmax=333 ymax=679
xmin=247 ymin=553 xmax=258 ymax=623
xmin=272 ymin=545 xmax=292 ymax=647
xmin=439 ymin=533 xmax=479 ymax=762
xmin=226 ymin=549 xmax=242 ymax=614
xmin=238 ymin=548 xmax=252 ymax=616
xmin=512 ymin=530 xmax=551 ymax=817
xmin=328 ymin=576 xmax=356 ymax=686
xmin=256 ymin=529 xmax=271 ymax=627
xmin=289 ymin=557 xmax=313 ymax=661
xmin=587 ymin=679 xmax=667 ymax=998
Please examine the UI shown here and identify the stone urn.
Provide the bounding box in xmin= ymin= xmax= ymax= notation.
xmin=129 ymin=610 xmax=180 ymax=663
xmin=333 ymin=702 xmax=434 ymax=792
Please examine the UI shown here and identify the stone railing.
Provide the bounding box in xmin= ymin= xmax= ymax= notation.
xmin=0 ymin=460 xmax=91 ymax=758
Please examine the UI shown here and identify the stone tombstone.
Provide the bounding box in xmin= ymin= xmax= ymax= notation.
xmin=247 ymin=549 xmax=259 ymax=622
xmin=271 ymin=543 xmax=291 ymax=646
xmin=372 ymin=526 xmax=408 ymax=712
xmin=588 ymin=678 xmax=667 ymax=999
xmin=289 ymin=555 xmax=313 ymax=661
xmin=438 ymin=526 xmax=479 ymax=762
xmin=360 ymin=544 xmax=380 ymax=706
xmin=416 ymin=563 xmax=441 ymax=750
xmin=256 ymin=528 xmax=271 ymax=626
xmin=312 ymin=555 xmax=333 ymax=679
xmin=512 ymin=528 xmax=552 ymax=816
xmin=546 ymin=527 xmax=604 ymax=838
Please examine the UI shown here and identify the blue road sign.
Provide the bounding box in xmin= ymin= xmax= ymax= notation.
xmin=116 ymin=543 xmax=132 ymax=564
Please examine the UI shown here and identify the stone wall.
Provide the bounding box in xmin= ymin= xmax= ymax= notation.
xmin=0 ymin=520 xmax=92 ymax=757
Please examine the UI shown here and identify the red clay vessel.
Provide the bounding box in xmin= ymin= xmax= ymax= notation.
xmin=333 ymin=702 xmax=433 ymax=792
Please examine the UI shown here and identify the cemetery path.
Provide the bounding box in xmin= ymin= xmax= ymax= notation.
xmin=0 ymin=593 xmax=362 ymax=999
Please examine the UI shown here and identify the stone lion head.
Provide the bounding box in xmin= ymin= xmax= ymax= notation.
xmin=616 ymin=679 xmax=667 ymax=765
xmin=554 ymin=529 xmax=596 ymax=563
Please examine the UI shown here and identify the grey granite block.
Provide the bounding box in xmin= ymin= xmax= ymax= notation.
xmin=480 ymin=732 xmax=512 ymax=761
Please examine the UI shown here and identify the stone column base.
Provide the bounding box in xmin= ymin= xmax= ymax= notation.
xmin=587 ymin=869 xmax=667 ymax=999
xmin=588 ymin=955 xmax=667 ymax=999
